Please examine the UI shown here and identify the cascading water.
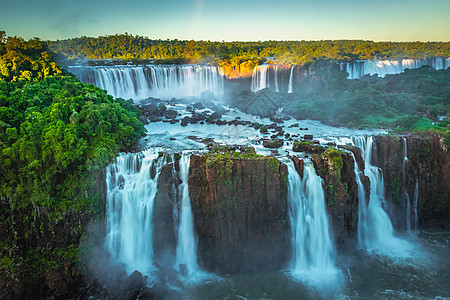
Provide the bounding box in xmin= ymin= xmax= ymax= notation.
xmin=288 ymin=65 xmax=294 ymax=93
xmin=251 ymin=65 xmax=270 ymax=92
xmin=69 ymin=65 xmax=224 ymax=100
xmin=287 ymin=161 xmax=339 ymax=290
xmin=274 ymin=65 xmax=279 ymax=92
xmin=352 ymin=136 xmax=412 ymax=256
xmin=105 ymin=150 xmax=165 ymax=276
xmin=413 ymin=179 xmax=419 ymax=230
xmin=175 ymin=153 xmax=209 ymax=283
xmin=339 ymin=57 xmax=450 ymax=79
xmin=402 ymin=137 xmax=412 ymax=231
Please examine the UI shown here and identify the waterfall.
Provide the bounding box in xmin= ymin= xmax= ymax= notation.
xmin=69 ymin=65 xmax=224 ymax=100
xmin=288 ymin=65 xmax=294 ymax=93
xmin=402 ymin=137 xmax=411 ymax=231
xmin=340 ymin=57 xmax=450 ymax=79
xmin=274 ymin=65 xmax=279 ymax=92
xmin=175 ymin=153 xmax=208 ymax=283
xmin=413 ymin=179 xmax=419 ymax=230
xmin=105 ymin=150 xmax=165 ymax=276
xmin=352 ymin=136 xmax=412 ymax=256
xmin=251 ymin=65 xmax=270 ymax=92
xmin=287 ymin=161 xmax=339 ymax=289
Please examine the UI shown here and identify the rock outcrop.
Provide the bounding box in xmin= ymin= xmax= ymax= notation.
xmin=188 ymin=151 xmax=290 ymax=274
xmin=310 ymin=147 xmax=369 ymax=246
xmin=372 ymin=134 xmax=450 ymax=229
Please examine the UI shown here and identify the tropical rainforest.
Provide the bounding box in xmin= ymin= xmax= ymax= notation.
xmin=0 ymin=32 xmax=145 ymax=284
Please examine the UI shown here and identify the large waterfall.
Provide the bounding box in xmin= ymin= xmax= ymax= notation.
xmin=251 ymin=65 xmax=273 ymax=92
xmin=287 ymin=161 xmax=339 ymax=289
xmin=69 ymin=65 xmax=224 ymax=100
xmin=352 ymin=136 xmax=412 ymax=256
xmin=105 ymin=151 xmax=208 ymax=283
xmin=174 ymin=153 xmax=209 ymax=283
xmin=105 ymin=151 xmax=164 ymax=276
xmin=340 ymin=58 xmax=450 ymax=79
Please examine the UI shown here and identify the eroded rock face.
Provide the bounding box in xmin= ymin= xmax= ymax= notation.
xmin=373 ymin=134 xmax=450 ymax=229
xmin=311 ymin=148 xmax=370 ymax=247
xmin=188 ymin=153 xmax=290 ymax=274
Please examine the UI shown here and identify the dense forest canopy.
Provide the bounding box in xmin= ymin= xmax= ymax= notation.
xmin=49 ymin=33 xmax=450 ymax=66
xmin=0 ymin=31 xmax=145 ymax=214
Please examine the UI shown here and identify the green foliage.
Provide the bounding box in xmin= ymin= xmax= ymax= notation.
xmin=0 ymin=35 xmax=63 ymax=82
xmin=49 ymin=34 xmax=450 ymax=66
xmin=0 ymin=75 xmax=145 ymax=213
xmin=322 ymin=148 xmax=344 ymax=182
xmin=283 ymin=64 xmax=450 ymax=136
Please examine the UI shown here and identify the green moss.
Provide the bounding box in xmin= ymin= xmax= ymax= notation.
xmin=268 ymin=157 xmax=279 ymax=172
xmin=322 ymin=148 xmax=344 ymax=182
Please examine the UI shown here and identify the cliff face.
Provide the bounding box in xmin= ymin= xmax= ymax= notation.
xmin=311 ymin=147 xmax=369 ymax=247
xmin=0 ymin=172 xmax=106 ymax=299
xmin=188 ymin=153 xmax=290 ymax=274
xmin=372 ymin=134 xmax=450 ymax=229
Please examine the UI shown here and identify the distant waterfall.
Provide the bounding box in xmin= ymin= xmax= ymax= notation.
xmin=288 ymin=65 xmax=294 ymax=93
xmin=69 ymin=65 xmax=224 ymax=100
xmin=339 ymin=57 xmax=450 ymax=79
xmin=251 ymin=65 xmax=271 ymax=92
xmin=175 ymin=153 xmax=209 ymax=283
xmin=105 ymin=151 xmax=164 ymax=276
xmin=274 ymin=66 xmax=279 ymax=92
xmin=352 ymin=136 xmax=412 ymax=256
xmin=287 ymin=161 xmax=338 ymax=288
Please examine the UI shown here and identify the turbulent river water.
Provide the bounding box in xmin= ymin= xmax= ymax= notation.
xmin=185 ymin=229 xmax=450 ymax=300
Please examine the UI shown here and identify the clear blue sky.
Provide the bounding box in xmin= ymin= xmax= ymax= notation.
xmin=1 ymin=0 xmax=449 ymax=41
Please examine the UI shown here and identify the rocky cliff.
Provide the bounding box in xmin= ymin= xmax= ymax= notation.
xmin=310 ymin=146 xmax=369 ymax=247
xmin=372 ymin=134 xmax=450 ymax=229
xmin=188 ymin=150 xmax=290 ymax=274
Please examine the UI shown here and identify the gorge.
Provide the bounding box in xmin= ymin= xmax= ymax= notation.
xmin=1 ymin=54 xmax=449 ymax=299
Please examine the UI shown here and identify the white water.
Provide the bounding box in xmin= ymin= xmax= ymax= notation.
xmin=352 ymin=136 xmax=412 ymax=256
xmin=251 ymin=65 xmax=271 ymax=92
xmin=414 ymin=179 xmax=419 ymax=230
xmin=274 ymin=65 xmax=279 ymax=92
xmin=105 ymin=150 xmax=164 ymax=276
xmin=288 ymin=65 xmax=294 ymax=93
xmin=69 ymin=65 xmax=224 ymax=100
xmin=175 ymin=153 xmax=209 ymax=283
xmin=287 ymin=161 xmax=339 ymax=289
xmin=402 ymin=137 xmax=412 ymax=231
xmin=340 ymin=58 xmax=450 ymax=79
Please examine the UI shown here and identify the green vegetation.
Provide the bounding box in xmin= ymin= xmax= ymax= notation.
xmin=50 ymin=33 xmax=450 ymax=65
xmin=0 ymin=32 xmax=145 ymax=283
xmin=281 ymin=62 xmax=450 ymax=136
xmin=322 ymin=148 xmax=344 ymax=182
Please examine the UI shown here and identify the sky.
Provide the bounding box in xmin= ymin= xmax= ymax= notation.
xmin=1 ymin=0 xmax=450 ymax=42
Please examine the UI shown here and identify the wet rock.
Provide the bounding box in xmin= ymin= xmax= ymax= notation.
xmin=263 ymin=139 xmax=283 ymax=148
xmin=189 ymin=153 xmax=290 ymax=274
xmin=289 ymin=123 xmax=299 ymax=128
xmin=293 ymin=141 xmax=325 ymax=153
xmin=216 ymin=119 xmax=227 ymax=125
xmin=372 ymin=134 xmax=450 ymax=229
xmin=165 ymin=110 xmax=177 ymax=119
xmin=304 ymin=134 xmax=313 ymax=140
xmin=311 ymin=148 xmax=370 ymax=246
xmin=45 ymin=269 xmax=68 ymax=297
xmin=193 ymin=102 xmax=205 ymax=110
